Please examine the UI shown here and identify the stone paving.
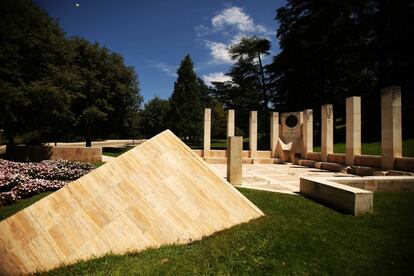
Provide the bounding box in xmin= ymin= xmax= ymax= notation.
xmin=209 ymin=163 xmax=355 ymax=195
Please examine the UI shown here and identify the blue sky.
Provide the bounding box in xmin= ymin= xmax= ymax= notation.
xmin=34 ymin=0 xmax=285 ymax=102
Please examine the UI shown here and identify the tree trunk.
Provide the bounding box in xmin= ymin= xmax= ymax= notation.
xmin=6 ymin=132 xmax=15 ymax=145
xmin=257 ymin=51 xmax=268 ymax=110
xmin=85 ymin=126 xmax=92 ymax=147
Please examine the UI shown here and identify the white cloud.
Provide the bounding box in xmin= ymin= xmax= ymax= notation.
xmin=194 ymin=25 xmax=211 ymax=37
xmin=204 ymin=41 xmax=233 ymax=64
xmin=150 ymin=62 xmax=177 ymax=77
xmin=211 ymin=7 xmax=268 ymax=33
xmin=196 ymin=6 xmax=271 ymax=65
xmin=202 ymin=72 xmax=232 ymax=86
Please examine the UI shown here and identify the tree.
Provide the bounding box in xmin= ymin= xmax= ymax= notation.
xmin=0 ymin=0 xmax=143 ymax=146
xmin=0 ymin=0 xmax=70 ymax=143
xmin=229 ymin=36 xmax=271 ymax=110
xmin=269 ymin=0 xmax=414 ymax=140
xmin=211 ymin=37 xmax=272 ymax=139
xmin=67 ymin=37 xmax=142 ymax=146
xmin=169 ymin=55 xmax=204 ymax=141
xmin=139 ymin=96 xmax=170 ymax=138
xmin=210 ymin=99 xmax=227 ymax=139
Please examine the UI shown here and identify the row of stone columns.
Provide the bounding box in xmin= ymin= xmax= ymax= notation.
xmin=301 ymin=101 xmax=357 ymax=163
xmin=300 ymin=87 xmax=402 ymax=169
xmin=204 ymin=109 xmax=277 ymax=158
xmin=203 ymin=86 xmax=402 ymax=169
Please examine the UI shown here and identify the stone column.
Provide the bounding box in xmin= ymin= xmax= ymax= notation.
xmin=227 ymin=109 xmax=235 ymax=137
xmin=302 ymin=109 xmax=313 ymax=158
xmin=203 ymin=108 xmax=211 ymax=157
xmin=227 ymin=136 xmax=243 ymax=185
xmin=381 ymin=86 xmax=402 ymax=170
xmin=270 ymin=112 xmax=279 ymax=157
xmin=321 ymin=104 xmax=334 ymax=161
xmin=346 ymin=97 xmax=361 ymax=165
xmin=249 ymin=111 xmax=257 ymax=158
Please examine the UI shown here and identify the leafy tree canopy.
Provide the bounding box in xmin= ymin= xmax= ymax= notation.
xmin=169 ymin=55 xmax=204 ymax=141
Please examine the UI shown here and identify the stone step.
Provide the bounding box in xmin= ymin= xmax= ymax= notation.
xmin=204 ymin=157 xmax=277 ymax=165
xmin=253 ymin=158 xmax=276 ymax=164
xmin=347 ymin=166 xmax=374 ymax=176
xmin=319 ymin=162 xmax=344 ymax=172
xmin=387 ymin=170 xmax=414 ymax=176
xmin=204 ymin=157 xmax=226 ymax=164
xmin=300 ymin=159 xmax=316 ymax=168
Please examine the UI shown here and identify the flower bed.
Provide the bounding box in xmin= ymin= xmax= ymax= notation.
xmin=0 ymin=159 xmax=96 ymax=205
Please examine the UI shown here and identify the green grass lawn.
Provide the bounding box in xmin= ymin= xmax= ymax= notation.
xmin=91 ymin=161 xmax=106 ymax=167
xmin=194 ymin=138 xmax=414 ymax=157
xmin=309 ymin=139 xmax=414 ymax=157
xmin=0 ymin=192 xmax=52 ymax=221
xmin=1 ymin=189 xmax=413 ymax=274
xmin=102 ymin=146 xmax=133 ymax=157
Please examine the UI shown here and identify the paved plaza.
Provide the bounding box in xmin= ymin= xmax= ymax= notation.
xmin=209 ymin=163 xmax=354 ymax=195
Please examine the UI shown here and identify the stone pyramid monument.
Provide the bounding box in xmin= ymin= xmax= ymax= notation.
xmin=0 ymin=130 xmax=263 ymax=274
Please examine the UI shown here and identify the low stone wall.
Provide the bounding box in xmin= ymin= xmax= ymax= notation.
xmin=327 ymin=153 xmax=346 ymax=164
xmin=51 ymin=147 xmax=102 ymax=162
xmin=307 ymin=152 xmax=321 ymax=161
xmin=394 ymin=157 xmax=414 ymax=173
xmin=6 ymin=145 xmax=102 ymax=162
xmin=193 ymin=149 xmax=203 ymax=157
xmin=354 ymin=155 xmax=382 ymax=168
xmin=195 ymin=149 xmax=271 ymax=159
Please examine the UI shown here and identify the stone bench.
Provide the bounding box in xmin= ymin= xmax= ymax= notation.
xmin=300 ymin=177 xmax=373 ymax=216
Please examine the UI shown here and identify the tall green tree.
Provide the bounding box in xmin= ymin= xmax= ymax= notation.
xmin=212 ymin=37 xmax=272 ymax=141
xmin=229 ymin=36 xmax=271 ymax=110
xmin=139 ymin=96 xmax=170 ymax=138
xmin=169 ymin=55 xmax=204 ymax=141
xmin=0 ymin=0 xmax=143 ymax=146
xmin=269 ymin=0 xmax=414 ymax=140
xmin=0 ymin=0 xmax=70 ymax=143
xmin=68 ymin=37 xmax=142 ymax=146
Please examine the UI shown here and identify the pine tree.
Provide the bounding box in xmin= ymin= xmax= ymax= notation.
xmin=169 ymin=55 xmax=203 ymax=141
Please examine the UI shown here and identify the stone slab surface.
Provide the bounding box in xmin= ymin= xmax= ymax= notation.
xmin=0 ymin=130 xmax=263 ymax=274
xmin=209 ymin=163 xmax=351 ymax=195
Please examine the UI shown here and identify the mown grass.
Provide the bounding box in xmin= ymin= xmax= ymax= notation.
xmin=102 ymin=146 xmax=133 ymax=157
xmin=313 ymin=138 xmax=414 ymax=157
xmin=193 ymin=138 xmax=414 ymax=157
xmin=0 ymin=192 xmax=52 ymax=221
xmin=0 ymin=189 xmax=401 ymax=275
xmin=91 ymin=161 xmax=106 ymax=167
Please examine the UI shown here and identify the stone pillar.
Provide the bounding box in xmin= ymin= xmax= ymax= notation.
xmin=227 ymin=136 xmax=243 ymax=185
xmin=249 ymin=111 xmax=257 ymax=158
xmin=270 ymin=112 xmax=279 ymax=157
xmin=321 ymin=104 xmax=334 ymax=161
xmin=203 ymin=108 xmax=211 ymax=157
xmin=346 ymin=97 xmax=361 ymax=165
xmin=227 ymin=109 xmax=235 ymax=137
xmin=381 ymin=86 xmax=402 ymax=170
xmin=302 ymin=109 xmax=313 ymax=158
